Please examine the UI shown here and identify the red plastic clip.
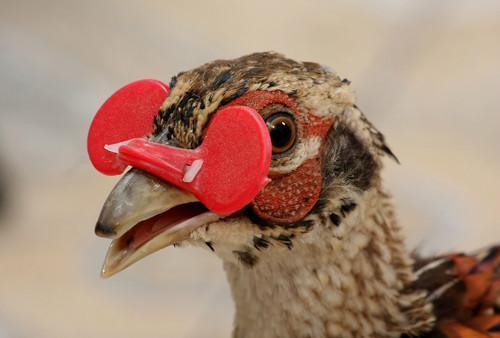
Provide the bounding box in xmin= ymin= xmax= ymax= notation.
xmin=87 ymin=80 xmax=272 ymax=215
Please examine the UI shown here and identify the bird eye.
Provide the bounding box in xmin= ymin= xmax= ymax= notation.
xmin=265 ymin=113 xmax=297 ymax=154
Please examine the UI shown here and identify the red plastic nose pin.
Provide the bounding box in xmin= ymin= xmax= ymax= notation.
xmin=87 ymin=80 xmax=272 ymax=215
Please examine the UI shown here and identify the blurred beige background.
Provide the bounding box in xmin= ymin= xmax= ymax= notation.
xmin=0 ymin=1 xmax=499 ymax=337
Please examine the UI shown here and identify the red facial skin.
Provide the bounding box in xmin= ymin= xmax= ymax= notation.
xmin=225 ymin=91 xmax=334 ymax=224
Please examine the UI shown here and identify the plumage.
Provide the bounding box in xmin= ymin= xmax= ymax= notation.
xmin=409 ymin=246 xmax=500 ymax=337
xmin=93 ymin=52 xmax=499 ymax=337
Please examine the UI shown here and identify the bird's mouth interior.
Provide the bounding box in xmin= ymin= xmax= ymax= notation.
xmin=117 ymin=202 xmax=208 ymax=252
xmin=102 ymin=201 xmax=221 ymax=277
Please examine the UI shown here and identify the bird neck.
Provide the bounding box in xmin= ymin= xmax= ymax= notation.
xmin=222 ymin=187 xmax=434 ymax=338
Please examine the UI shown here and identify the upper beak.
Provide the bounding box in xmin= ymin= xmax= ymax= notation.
xmin=95 ymin=169 xmax=220 ymax=277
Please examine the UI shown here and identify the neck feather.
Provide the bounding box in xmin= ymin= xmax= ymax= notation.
xmin=223 ymin=187 xmax=434 ymax=338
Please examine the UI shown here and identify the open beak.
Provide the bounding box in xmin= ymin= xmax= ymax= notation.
xmin=95 ymin=169 xmax=220 ymax=277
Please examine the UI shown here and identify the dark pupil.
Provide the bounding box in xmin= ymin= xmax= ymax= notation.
xmin=270 ymin=119 xmax=292 ymax=149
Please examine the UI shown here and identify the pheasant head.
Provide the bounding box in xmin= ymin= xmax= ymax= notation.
xmin=93 ymin=52 xmax=443 ymax=337
xmin=95 ymin=52 xmax=398 ymax=261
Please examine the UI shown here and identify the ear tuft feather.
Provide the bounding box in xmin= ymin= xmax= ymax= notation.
xmin=379 ymin=141 xmax=400 ymax=164
xmin=349 ymin=105 xmax=400 ymax=164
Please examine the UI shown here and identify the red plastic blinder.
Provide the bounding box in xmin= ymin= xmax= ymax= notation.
xmin=87 ymin=79 xmax=170 ymax=175
xmin=118 ymin=106 xmax=272 ymax=215
xmin=87 ymin=80 xmax=272 ymax=215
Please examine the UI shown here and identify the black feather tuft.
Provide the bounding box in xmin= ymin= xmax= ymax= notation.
xmin=210 ymin=69 xmax=232 ymax=90
xmin=233 ymin=250 xmax=258 ymax=268
xmin=380 ymin=144 xmax=400 ymax=164
xmin=323 ymin=123 xmax=378 ymax=191
xmin=329 ymin=213 xmax=341 ymax=226
xmin=340 ymin=199 xmax=357 ymax=217
xmin=219 ymin=80 xmax=249 ymax=106
xmin=169 ymin=76 xmax=177 ymax=88
xmin=253 ymin=236 xmax=271 ymax=251
xmin=205 ymin=241 xmax=215 ymax=252
xmin=271 ymin=234 xmax=294 ymax=250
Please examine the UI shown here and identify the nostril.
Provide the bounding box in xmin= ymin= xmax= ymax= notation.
xmin=95 ymin=222 xmax=117 ymax=237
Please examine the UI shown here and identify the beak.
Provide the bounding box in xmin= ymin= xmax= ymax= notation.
xmin=95 ymin=169 xmax=220 ymax=277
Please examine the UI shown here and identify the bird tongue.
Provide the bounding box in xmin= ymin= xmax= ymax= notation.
xmin=125 ymin=203 xmax=208 ymax=250
xmin=87 ymin=79 xmax=272 ymax=216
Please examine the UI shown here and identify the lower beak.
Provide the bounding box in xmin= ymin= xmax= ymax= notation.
xmin=95 ymin=169 xmax=220 ymax=277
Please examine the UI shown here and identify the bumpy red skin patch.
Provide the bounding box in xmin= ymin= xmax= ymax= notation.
xmin=225 ymin=91 xmax=334 ymax=224
xmin=252 ymin=158 xmax=323 ymax=223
